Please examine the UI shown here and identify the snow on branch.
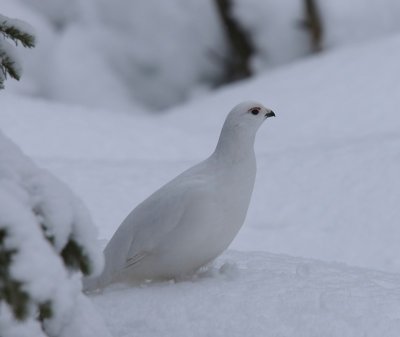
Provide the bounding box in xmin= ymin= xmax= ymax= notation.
xmin=0 ymin=131 xmax=107 ymax=337
xmin=0 ymin=14 xmax=35 ymax=48
xmin=0 ymin=14 xmax=35 ymax=89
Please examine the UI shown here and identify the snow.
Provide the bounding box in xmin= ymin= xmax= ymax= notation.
xmin=2 ymin=2 xmax=400 ymax=336
xmin=233 ymin=0 xmax=400 ymax=71
xmin=0 ymin=131 xmax=107 ymax=336
xmin=233 ymin=0 xmax=310 ymax=71
xmin=18 ymin=0 xmax=82 ymax=29
xmin=0 ymin=303 xmax=46 ymax=337
xmin=0 ymin=12 xmax=35 ymax=89
xmin=0 ymin=12 xmax=35 ymax=40
xmin=320 ymin=0 xmax=400 ymax=49
xmin=91 ymin=251 xmax=400 ymax=337
xmin=0 ymin=0 xmax=226 ymax=110
xmin=3 ymin=0 xmax=400 ymax=109
xmin=93 ymin=0 xmax=226 ymax=110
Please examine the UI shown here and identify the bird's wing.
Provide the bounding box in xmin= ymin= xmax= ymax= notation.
xmin=104 ymin=172 xmax=212 ymax=272
xmin=124 ymin=252 xmax=147 ymax=269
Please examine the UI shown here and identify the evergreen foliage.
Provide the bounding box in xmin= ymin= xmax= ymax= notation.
xmin=0 ymin=229 xmax=30 ymax=321
xmin=39 ymin=214 xmax=92 ymax=276
xmin=61 ymin=237 xmax=92 ymax=276
xmin=0 ymin=14 xmax=35 ymax=89
xmin=0 ymin=227 xmax=57 ymax=326
xmin=1 ymin=13 xmax=102 ymax=337
xmin=0 ymin=19 xmax=35 ymax=48
xmin=0 ymin=208 xmax=97 ymax=334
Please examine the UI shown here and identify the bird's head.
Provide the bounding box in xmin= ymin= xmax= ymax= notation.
xmin=224 ymin=101 xmax=275 ymax=132
xmin=214 ymin=101 xmax=276 ymax=159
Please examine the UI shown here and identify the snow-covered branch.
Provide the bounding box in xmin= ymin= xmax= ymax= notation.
xmin=0 ymin=131 xmax=107 ymax=337
xmin=0 ymin=14 xmax=35 ymax=89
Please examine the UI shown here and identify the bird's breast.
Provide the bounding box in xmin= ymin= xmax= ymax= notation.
xmin=214 ymin=156 xmax=256 ymax=230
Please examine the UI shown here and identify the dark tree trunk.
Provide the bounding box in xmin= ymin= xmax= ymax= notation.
xmin=302 ymin=0 xmax=324 ymax=52
xmin=214 ymin=0 xmax=255 ymax=83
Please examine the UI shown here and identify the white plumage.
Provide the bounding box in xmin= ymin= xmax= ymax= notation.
xmin=84 ymin=101 xmax=275 ymax=290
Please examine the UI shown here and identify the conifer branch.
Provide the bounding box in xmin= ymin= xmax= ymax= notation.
xmin=0 ymin=14 xmax=35 ymax=89
xmin=0 ymin=16 xmax=35 ymax=48
xmin=0 ymin=48 xmax=20 ymax=80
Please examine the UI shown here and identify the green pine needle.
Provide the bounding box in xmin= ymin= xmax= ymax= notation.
xmin=0 ymin=51 xmax=21 ymax=80
xmin=38 ymin=300 xmax=53 ymax=321
xmin=61 ymin=238 xmax=92 ymax=275
xmin=0 ymin=19 xmax=35 ymax=48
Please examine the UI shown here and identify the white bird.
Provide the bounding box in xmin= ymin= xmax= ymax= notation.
xmin=84 ymin=101 xmax=275 ymax=290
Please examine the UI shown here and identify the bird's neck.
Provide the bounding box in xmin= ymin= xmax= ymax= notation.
xmin=212 ymin=123 xmax=256 ymax=164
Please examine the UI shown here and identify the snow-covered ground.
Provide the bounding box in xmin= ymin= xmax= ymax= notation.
xmin=92 ymin=251 xmax=400 ymax=337
xmin=2 ymin=18 xmax=400 ymax=337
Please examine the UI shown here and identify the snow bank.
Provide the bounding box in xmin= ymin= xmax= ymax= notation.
xmin=233 ymin=0 xmax=400 ymax=71
xmin=219 ymin=34 xmax=400 ymax=273
xmin=0 ymin=131 xmax=107 ymax=336
xmin=93 ymin=0 xmax=226 ymax=110
xmin=1 ymin=0 xmax=225 ymax=110
xmin=233 ymin=0 xmax=310 ymax=71
xmin=320 ymin=0 xmax=400 ymax=48
xmin=91 ymin=251 xmax=400 ymax=337
xmin=0 ymin=303 xmax=47 ymax=337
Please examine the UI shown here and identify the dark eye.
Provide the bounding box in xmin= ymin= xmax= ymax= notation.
xmin=250 ymin=108 xmax=259 ymax=115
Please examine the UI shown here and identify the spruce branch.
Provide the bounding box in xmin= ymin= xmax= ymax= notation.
xmin=0 ymin=13 xmax=35 ymax=89
xmin=0 ymin=16 xmax=35 ymax=48
xmin=0 ymin=229 xmax=31 ymax=321
xmin=0 ymin=48 xmax=21 ymax=80
xmin=61 ymin=237 xmax=92 ymax=275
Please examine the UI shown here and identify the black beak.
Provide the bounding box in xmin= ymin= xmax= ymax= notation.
xmin=265 ymin=110 xmax=276 ymax=118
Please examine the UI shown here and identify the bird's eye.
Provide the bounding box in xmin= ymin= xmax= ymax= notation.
xmin=250 ymin=108 xmax=259 ymax=115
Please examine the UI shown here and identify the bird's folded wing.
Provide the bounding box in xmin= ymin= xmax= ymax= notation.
xmin=122 ymin=178 xmax=209 ymax=268
xmin=124 ymin=252 xmax=147 ymax=269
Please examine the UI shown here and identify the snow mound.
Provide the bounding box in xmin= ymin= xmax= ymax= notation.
xmin=320 ymin=0 xmax=400 ymax=48
xmin=91 ymin=250 xmax=400 ymax=337
xmin=0 ymin=131 xmax=107 ymax=336
xmin=0 ymin=131 xmax=103 ymax=274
